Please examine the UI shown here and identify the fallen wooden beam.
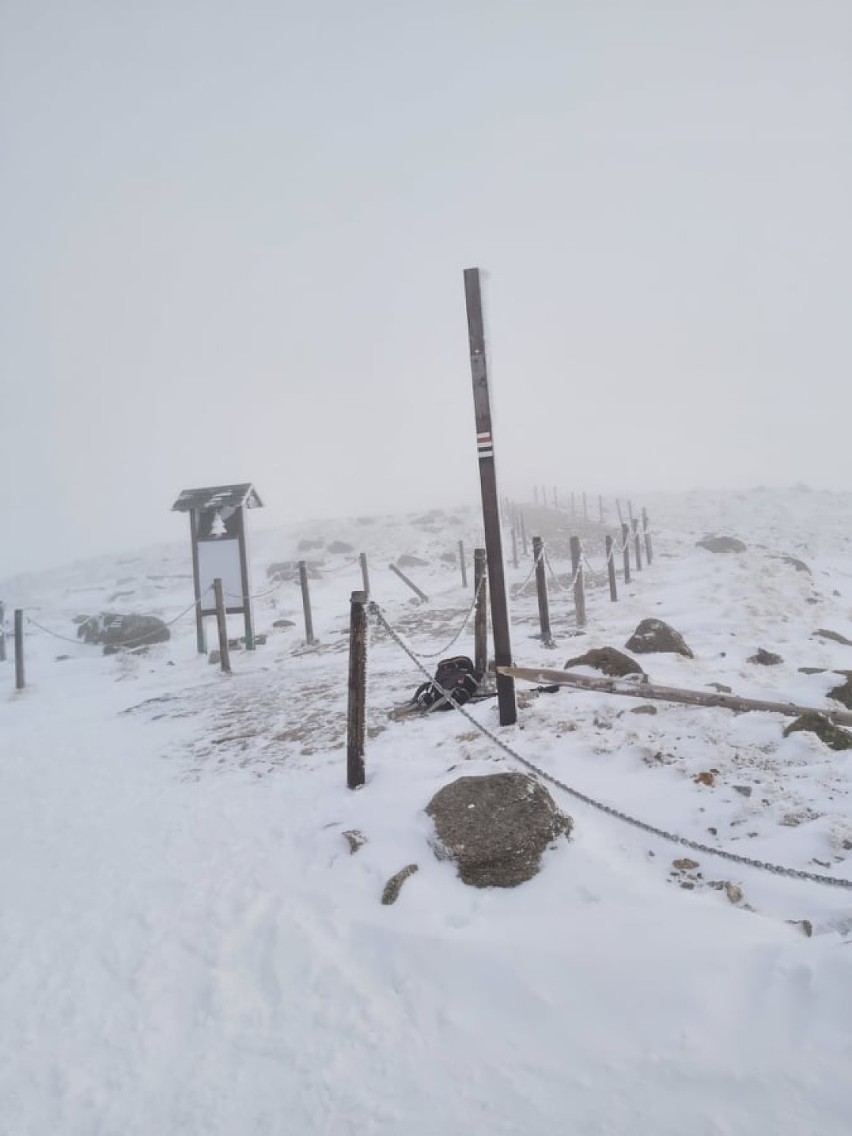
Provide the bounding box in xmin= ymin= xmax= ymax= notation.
xmin=497 ymin=665 xmax=852 ymax=727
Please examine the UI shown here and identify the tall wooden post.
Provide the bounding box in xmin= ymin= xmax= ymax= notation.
xmin=570 ymin=536 xmax=586 ymax=628
xmin=458 ymin=540 xmax=467 ymax=588
xmin=622 ymin=522 xmax=631 ymax=584
xmin=0 ymin=601 xmax=5 ymax=662
xmin=14 ymin=609 xmax=24 ymax=690
xmin=532 ymin=536 xmax=552 ymax=645
xmin=519 ymin=511 xmax=528 ymax=554
xmin=299 ymin=560 xmax=316 ymax=644
xmin=473 ymin=547 xmax=488 ymax=677
xmin=235 ymin=508 xmax=255 ymax=650
xmin=642 ymin=508 xmax=653 ymax=565
xmin=213 ymin=578 xmax=231 ymax=673
xmin=346 ymin=590 xmax=367 ymax=789
xmin=189 ymin=510 xmax=206 ymax=654
xmin=359 ymin=552 xmax=370 ymax=597
xmin=606 ymin=535 xmax=618 ymax=601
xmin=632 ymin=518 xmax=643 ymax=571
xmin=464 ymin=267 xmax=516 ymax=725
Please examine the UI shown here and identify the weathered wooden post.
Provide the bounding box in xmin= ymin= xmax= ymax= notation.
xmin=606 ymin=535 xmax=618 ymax=601
xmin=464 ymin=267 xmax=516 ymax=725
xmin=346 ymin=590 xmax=367 ymax=789
xmin=0 ymin=601 xmax=5 ymax=662
xmin=571 ymin=492 xmax=576 ymax=517
xmin=622 ymin=522 xmax=631 ymax=584
xmin=519 ymin=511 xmax=528 ymax=555
xmin=570 ymin=536 xmax=586 ymax=628
xmin=212 ymin=579 xmax=232 ymax=673
xmin=598 ymin=495 xmax=604 ymax=523
xmin=532 ymin=536 xmax=553 ymax=645
xmin=632 ymin=519 xmax=643 ymax=571
xmin=616 ymin=499 xmax=625 ymax=527
xmin=628 ymin=500 xmax=635 ymax=525
xmin=359 ymin=552 xmax=370 ymax=597
xmin=389 ymin=563 xmax=428 ymax=602
xmin=642 ymin=508 xmax=653 ymax=565
xmin=299 ymin=560 xmax=316 ymax=643
xmin=458 ymin=540 xmax=467 ymax=588
xmin=14 ymin=609 xmax=24 ymax=690
xmin=474 ymin=547 xmax=488 ymax=677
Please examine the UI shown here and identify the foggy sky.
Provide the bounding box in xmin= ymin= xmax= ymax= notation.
xmin=2 ymin=0 xmax=851 ymax=576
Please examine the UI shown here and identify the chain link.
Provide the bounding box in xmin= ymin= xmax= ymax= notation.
xmin=24 ymin=589 xmax=212 ymax=647
xmin=370 ymin=602 xmax=852 ymax=891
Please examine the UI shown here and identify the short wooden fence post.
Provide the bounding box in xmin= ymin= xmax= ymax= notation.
xmin=598 ymin=495 xmax=604 ymax=523
xmin=622 ymin=522 xmax=631 ymax=584
xmin=14 ymin=609 xmax=24 ymax=690
xmin=643 ymin=508 xmax=653 ymax=565
xmin=359 ymin=552 xmax=370 ymax=597
xmin=519 ymin=512 xmax=528 ymax=555
xmin=458 ymin=540 xmax=467 ymax=588
xmin=632 ymin=518 xmax=643 ymax=571
xmin=213 ymin=579 xmax=231 ymax=673
xmin=346 ymin=590 xmax=367 ymax=789
xmin=0 ymin=601 xmax=6 ymax=663
xmin=532 ymin=536 xmax=552 ymax=645
xmin=389 ymin=563 xmax=428 ymax=603
xmin=570 ymin=536 xmax=586 ymax=628
xmin=473 ymin=547 xmax=487 ymax=677
xmin=606 ymin=535 xmax=618 ymax=601
xmin=299 ymin=560 xmax=316 ymax=644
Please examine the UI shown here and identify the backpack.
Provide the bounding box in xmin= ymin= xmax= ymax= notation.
xmin=413 ymin=655 xmax=480 ymax=711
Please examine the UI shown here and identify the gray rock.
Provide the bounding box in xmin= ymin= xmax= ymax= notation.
xmin=625 ymin=619 xmax=694 ymax=658
xmin=381 ymin=864 xmax=418 ymax=905
xmin=813 ymin=628 xmax=852 ymax=647
xmin=327 ymin=540 xmax=355 ymax=554
xmin=630 ymin=704 xmax=658 ymax=715
xmin=707 ymin=682 xmax=733 ymax=693
xmin=778 ymin=555 xmax=811 ymax=574
xmin=297 ymin=538 xmax=324 ymax=551
xmin=784 ymin=711 xmax=852 ymax=750
xmin=342 ymin=829 xmax=367 ymax=855
xmin=696 ymin=535 xmax=747 ymax=554
xmin=426 ymin=772 xmax=572 ymax=888
xmin=273 ymin=619 xmax=296 ymax=629
xmin=828 ymin=676 xmax=852 ymax=710
xmin=748 ymin=648 xmax=783 ymax=666
xmin=563 ymin=646 xmax=645 ymax=678
xmin=397 ymin=553 xmax=429 ymax=567
xmin=77 ymin=612 xmax=170 ymax=648
xmin=208 ymin=650 xmax=221 ymax=665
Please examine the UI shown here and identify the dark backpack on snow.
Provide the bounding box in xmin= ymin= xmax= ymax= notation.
xmin=413 ymin=655 xmax=480 ymax=711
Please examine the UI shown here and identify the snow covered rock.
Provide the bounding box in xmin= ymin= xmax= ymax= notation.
xmin=828 ymin=674 xmax=852 ymax=710
xmin=76 ymin=612 xmax=170 ymax=648
xmin=784 ymin=712 xmax=852 ymax=750
xmin=625 ymin=618 xmax=694 ymax=658
xmin=696 ymin=535 xmax=747 ymax=553
xmin=748 ymin=648 xmax=783 ymax=665
xmin=563 ymin=646 xmax=645 ymax=678
xmin=425 ymin=773 xmax=572 ymax=888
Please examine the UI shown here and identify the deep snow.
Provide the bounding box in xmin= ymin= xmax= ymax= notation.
xmin=1 ymin=487 xmax=851 ymax=1135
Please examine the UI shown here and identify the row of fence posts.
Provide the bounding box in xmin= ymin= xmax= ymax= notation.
xmin=528 ymin=486 xmax=604 ymax=521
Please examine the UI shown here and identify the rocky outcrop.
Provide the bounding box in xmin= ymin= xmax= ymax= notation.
xmin=563 ymin=646 xmax=645 ymax=678
xmin=748 ymin=648 xmax=783 ymax=666
xmin=696 ymin=536 xmax=747 ymax=554
xmin=426 ymin=773 xmax=571 ymax=888
xmin=783 ymin=712 xmax=852 ymax=751
xmin=625 ymin=619 xmax=693 ymax=658
xmin=77 ymin=613 xmax=170 ymax=648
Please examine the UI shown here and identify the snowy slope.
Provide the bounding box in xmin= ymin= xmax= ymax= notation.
xmin=1 ymin=489 xmax=851 ymax=1136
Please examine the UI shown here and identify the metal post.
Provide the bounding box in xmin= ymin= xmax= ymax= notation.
xmin=299 ymin=560 xmax=316 ymax=644
xmin=464 ymin=267 xmax=516 ymax=725
xmin=606 ymin=535 xmax=618 ymax=601
xmin=14 ymin=609 xmax=24 ymax=690
xmin=213 ymin=579 xmax=231 ymax=673
xmin=474 ymin=547 xmax=487 ymax=677
xmin=532 ymin=536 xmax=552 ymax=645
xmin=346 ymin=590 xmax=367 ymax=789
xmin=570 ymin=536 xmax=586 ymax=628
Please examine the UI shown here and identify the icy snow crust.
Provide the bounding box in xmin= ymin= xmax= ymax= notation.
xmin=1 ymin=487 xmax=851 ymax=1135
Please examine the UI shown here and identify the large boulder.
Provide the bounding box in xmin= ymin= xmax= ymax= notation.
xmin=696 ymin=535 xmax=747 ymax=554
xmin=625 ymin=619 xmax=694 ymax=658
xmin=77 ymin=612 xmax=170 ymax=648
xmin=784 ymin=712 xmax=852 ymax=751
xmin=425 ymin=772 xmax=572 ymax=888
xmin=563 ymin=646 xmax=645 ymax=678
xmin=828 ymin=675 xmax=852 ymax=710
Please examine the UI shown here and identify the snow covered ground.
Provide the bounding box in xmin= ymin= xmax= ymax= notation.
xmin=2 ymin=487 xmax=851 ymax=1135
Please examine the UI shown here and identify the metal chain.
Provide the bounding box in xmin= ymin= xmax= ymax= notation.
xmin=24 ymin=589 xmax=211 ymax=647
xmin=371 ymin=602 xmax=852 ymax=890
xmin=374 ymin=575 xmax=484 ymax=662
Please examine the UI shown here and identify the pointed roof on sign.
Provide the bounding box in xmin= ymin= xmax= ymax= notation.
xmin=171 ymin=483 xmax=263 ymax=513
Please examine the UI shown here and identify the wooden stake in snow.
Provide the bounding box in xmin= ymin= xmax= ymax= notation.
xmin=14 ymin=609 xmax=24 ymax=690
xmin=533 ymin=537 xmax=552 ymax=645
xmin=570 ymin=536 xmax=586 ymax=628
xmin=622 ymin=522 xmax=631 ymax=584
xmin=299 ymin=561 xmax=316 ymax=644
xmin=474 ymin=547 xmax=488 ymax=677
xmin=497 ymin=666 xmax=852 ymax=726
xmin=458 ymin=540 xmax=467 ymax=589
xmin=359 ymin=552 xmax=370 ymax=598
xmin=389 ymin=563 xmax=428 ymax=603
xmin=212 ymin=579 xmax=231 ymax=674
xmin=606 ymin=535 xmax=618 ymax=601
xmin=0 ymin=601 xmax=6 ymax=663
xmin=346 ymin=590 xmax=367 ymax=789
xmin=632 ymin=518 xmax=643 ymax=571
xmin=642 ymin=508 xmax=653 ymax=565
xmin=520 ymin=511 xmax=528 ymax=555
xmin=598 ymin=495 xmax=604 ymax=523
